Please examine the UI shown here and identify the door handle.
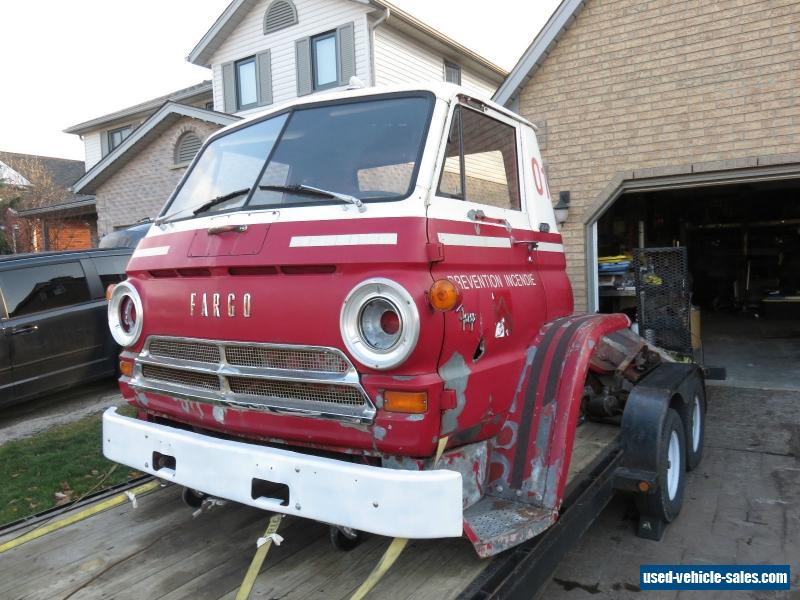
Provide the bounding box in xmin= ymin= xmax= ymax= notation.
xmin=467 ymin=209 xmax=512 ymax=233
xmin=11 ymin=325 xmax=38 ymax=336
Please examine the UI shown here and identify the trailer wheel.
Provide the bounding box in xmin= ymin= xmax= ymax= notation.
xmin=636 ymin=409 xmax=686 ymax=529
xmin=680 ymin=387 xmax=705 ymax=471
xmin=329 ymin=526 xmax=361 ymax=551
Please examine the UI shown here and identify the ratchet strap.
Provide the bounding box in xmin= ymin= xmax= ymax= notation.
xmin=0 ymin=480 xmax=161 ymax=555
xmin=349 ymin=435 xmax=450 ymax=600
xmin=235 ymin=513 xmax=284 ymax=600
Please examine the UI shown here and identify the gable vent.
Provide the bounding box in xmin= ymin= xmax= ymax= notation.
xmin=264 ymin=0 xmax=298 ymax=34
xmin=175 ymin=132 xmax=202 ymax=165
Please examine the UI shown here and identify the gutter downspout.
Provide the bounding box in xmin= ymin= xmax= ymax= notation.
xmin=369 ymin=5 xmax=390 ymax=86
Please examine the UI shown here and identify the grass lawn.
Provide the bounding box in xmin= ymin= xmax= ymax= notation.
xmin=0 ymin=406 xmax=140 ymax=526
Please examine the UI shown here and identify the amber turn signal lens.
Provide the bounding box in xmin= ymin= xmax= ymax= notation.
xmin=105 ymin=284 xmax=117 ymax=301
xmin=638 ymin=481 xmax=650 ymax=493
xmin=384 ymin=390 xmax=428 ymax=414
xmin=119 ymin=360 xmax=134 ymax=377
xmin=428 ymin=279 xmax=460 ymax=311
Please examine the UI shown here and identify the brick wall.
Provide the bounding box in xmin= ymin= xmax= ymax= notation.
xmin=517 ymin=0 xmax=800 ymax=309
xmin=95 ymin=117 xmax=222 ymax=236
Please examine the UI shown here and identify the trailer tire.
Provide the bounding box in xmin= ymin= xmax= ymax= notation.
xmin=636 ymin=409 xmax=686 ymax=524
xmin=680 ymin=386 xmax=705 ymax=471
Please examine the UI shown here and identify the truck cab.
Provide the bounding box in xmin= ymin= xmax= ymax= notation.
xmin=104 ymin=84 xmax=703 ymax=556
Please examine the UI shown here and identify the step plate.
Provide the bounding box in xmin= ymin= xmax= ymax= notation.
xmin=463 ymin=496 xmax=556 ymax=557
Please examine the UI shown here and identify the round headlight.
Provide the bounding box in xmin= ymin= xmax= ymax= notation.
xmin=341 ymin=278 xmax=419 ymax=370
xmin=108 ymin=280 xmax=143 ymax=347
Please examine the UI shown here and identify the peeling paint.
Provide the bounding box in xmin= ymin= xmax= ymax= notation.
xmin=510 ymin=346 xmax=537 ymax=413
xmin=212 ymin=406 xmax=226 ymax=424
xmin=134 ymin=391 xmax=149 ymax=406
xmin=373 ymin=425 xmax=387 ymax=440
xmin=404 ymin=414 xmax=424 ymax=421
xmin=439 ymin=352 xmax=470 ymax=435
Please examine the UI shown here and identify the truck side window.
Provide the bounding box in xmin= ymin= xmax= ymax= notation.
xmin=0 ymin=262 xmax=91 ymax=319
xmin=437 ymin=106 xmax=521 ymax=211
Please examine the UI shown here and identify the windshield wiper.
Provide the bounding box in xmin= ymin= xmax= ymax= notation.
xmin=155 ymin=188 xmax=251 ymax=225
xmin=259 ymin=184 xmax=366 ymax=212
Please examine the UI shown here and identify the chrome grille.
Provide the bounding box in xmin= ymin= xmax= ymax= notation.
xmin=148 ymin=339 xmax=221 ymax=364
xmin=227 ymin=377 xmax=364 ymax=406
xmin=141 ymin=364 xmax=220 ymax=391
xmin=133 ymin=336 xmax=375 ymax=422
xmin=225 ymin=345 xmax=349 ymax=373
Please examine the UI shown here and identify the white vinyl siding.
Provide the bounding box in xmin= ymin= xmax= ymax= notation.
xmin=83 ymin=131 xmax=103 ymax=169
xmin=210 ymin=0 xmax=371 ymax=113
xmin=373 ymin=26 xmax=497 ymax=98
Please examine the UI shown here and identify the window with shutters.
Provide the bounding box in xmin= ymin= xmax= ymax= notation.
xmin=263 ymin=0 xmax=298 ymax=34
xmin=174 ymin=132 xmax=203 ymax=166
xmin=312 ymin=31 xmax=338 ymax=90
xmin=224 ymin=51 xmax=273 ymax=112
xmin=444 ymin=61 xmax=462 ymax=85
xmin=295 ymin=23 xmax=355 ymax=96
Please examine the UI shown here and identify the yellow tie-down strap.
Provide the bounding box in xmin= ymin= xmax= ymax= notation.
xmin=348 ymin=435 xmax=451 ymax=600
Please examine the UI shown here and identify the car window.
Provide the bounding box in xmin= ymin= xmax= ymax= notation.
xmin=92 ymin=255 xmax=130 ymax=288
xmin=437 ymin=106 xmax=521 ymax=211
xmin=0 ymin=262 xmax=91 ymax=319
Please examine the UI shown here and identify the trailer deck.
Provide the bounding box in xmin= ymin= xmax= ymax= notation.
xmin=0 ymin=422 xmax=620 ymax=600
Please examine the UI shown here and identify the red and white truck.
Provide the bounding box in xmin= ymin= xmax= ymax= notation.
xmin=103 ymin=83 xmax=705 ymax=560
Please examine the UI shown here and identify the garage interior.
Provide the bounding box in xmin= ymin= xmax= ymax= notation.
xmin=595 ymin=178 xmax=800 ymax=390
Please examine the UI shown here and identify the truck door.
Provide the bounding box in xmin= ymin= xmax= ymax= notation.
xmin=0 ymin=261 xmax=101 ymax=402
xmin=427 ymin=101 xmax=547 ymax=442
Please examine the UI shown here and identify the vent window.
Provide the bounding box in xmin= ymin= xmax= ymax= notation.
xmin=175 ymin=132 xmax=202 ymax=165
xmin=264 ymin=0 xmax=298 ymax=34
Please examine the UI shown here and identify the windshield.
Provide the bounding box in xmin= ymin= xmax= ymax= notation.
xmin=160 ymin=94 xmax=433 ymax=222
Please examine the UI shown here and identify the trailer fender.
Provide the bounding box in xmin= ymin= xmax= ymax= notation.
xmin=487 ymin=313 xmax=630 ymax=511
xmin=615 ymin=363 xmax=704 ymax=493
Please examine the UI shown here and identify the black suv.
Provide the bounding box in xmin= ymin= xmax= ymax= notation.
xmin=0 ymin=249 xmax=131 ymax=406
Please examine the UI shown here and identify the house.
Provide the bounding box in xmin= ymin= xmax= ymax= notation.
xmin=67 ymin=0 xmax=506 ymax=238
xmin=66 ymin=84 xmax=239 ymax=237
xmin=189 ymin=0 xmax=506 ymax=115
xmin=494 ymin=0 xmax=800 ymax=387
xmin=0 ymin=152 xmax=94 ymax=252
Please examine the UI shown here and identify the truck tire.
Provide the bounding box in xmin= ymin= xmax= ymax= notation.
xmin=680 ymin=386 xmax=705 ymax=471
xmin=636 ymin=409 xmax=686 ymax=524
xmin=329 ymin=525 xmax=361 ymax=551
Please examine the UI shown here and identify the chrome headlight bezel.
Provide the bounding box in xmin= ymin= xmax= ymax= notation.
xmin=108 ymin=280 xmax=144 ymax=347
xmin=340 ymin=278 xmax=420 ymax=370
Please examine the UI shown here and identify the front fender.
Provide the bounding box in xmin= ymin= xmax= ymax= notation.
xmin=487 ymin=313 xmax=630 ymax=509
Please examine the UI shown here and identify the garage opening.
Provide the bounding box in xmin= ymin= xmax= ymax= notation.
xmin=594 ymin=178 xmax=800 ymax=390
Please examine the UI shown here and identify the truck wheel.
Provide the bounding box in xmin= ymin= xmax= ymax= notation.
xmin=329 ymin=525 xmax=361 ymax=551
xmin=637 ymin=409 xmax=686 ymax=525
xmin=181 ymin=487 xmax=206 ymax=509
xmin=680 ymin=388 xmax=705 ymax=471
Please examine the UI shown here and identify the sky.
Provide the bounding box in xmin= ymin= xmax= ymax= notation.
xmin=0 ymin=0 xmax=561 ymax=162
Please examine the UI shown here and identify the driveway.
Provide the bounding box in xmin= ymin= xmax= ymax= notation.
xmin=543 ymin=386 xmax=800 ymax=598
xmin=0 ymin=379 xmax=124 ymax=445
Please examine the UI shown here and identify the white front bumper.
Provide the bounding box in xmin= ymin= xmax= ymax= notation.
xmin=102 ymin=408 xmax=463 ymax=538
